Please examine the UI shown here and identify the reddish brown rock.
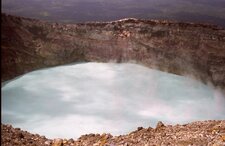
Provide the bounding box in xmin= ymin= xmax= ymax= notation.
xmin=155 ymin=121 xmax=165 ymax=130
xmin=52 ymin=139 xmax=63 ymax=146
xmin=2 ymin=121 xmax=225 ymax=146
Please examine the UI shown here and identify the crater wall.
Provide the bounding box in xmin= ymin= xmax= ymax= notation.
xmin=1 ymin=13 xmax=225 ymax=89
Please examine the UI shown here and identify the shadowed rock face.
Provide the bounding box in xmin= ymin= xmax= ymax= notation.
xmin=1 ymin=13 xmax=225 ymax=89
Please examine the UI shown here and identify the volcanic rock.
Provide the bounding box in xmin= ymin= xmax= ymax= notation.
xmin=52 ymin=139 xmax=63 ymax=146
xmin=2 ymin=121 xmax=225 ymax=145
xmin=155 ymin=121 xmax=165 ymax=130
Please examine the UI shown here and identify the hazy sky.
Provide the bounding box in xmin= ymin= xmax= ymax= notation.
xmin=2 ymin=63 xmax=225 ymax=138
xmin=2 ymin=0 xmax=225 ymax=27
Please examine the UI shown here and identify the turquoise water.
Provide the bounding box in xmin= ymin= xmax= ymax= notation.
xmin=2 ymin=63 xmax=225 ymax=138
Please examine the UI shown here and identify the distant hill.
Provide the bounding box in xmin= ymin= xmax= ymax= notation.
xmin=2 ymin=0 xmax=225 ymax=27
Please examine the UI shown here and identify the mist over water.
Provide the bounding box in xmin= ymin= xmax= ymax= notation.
xmin=2 ymin=63 xmax=225 ymax=139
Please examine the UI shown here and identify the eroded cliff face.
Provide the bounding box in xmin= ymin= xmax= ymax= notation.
xmin=1 ymin=13 xmax=225 ymax=89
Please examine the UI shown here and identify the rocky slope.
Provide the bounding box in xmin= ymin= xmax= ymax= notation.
xmin=1 ymin=13 xmax=225 ymax=90
xmin=2 ymin=121 xmax=225 ymax=146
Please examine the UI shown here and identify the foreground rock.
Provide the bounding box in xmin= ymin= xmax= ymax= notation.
xmin=1 ymin=13 xmax=225 ymax=90
xmin=2 ymin=120 xmax=225 ymax=146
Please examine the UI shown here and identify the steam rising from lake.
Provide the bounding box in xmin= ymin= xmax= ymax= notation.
xmin=2 ymin=63 xmax=225 ymax=138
